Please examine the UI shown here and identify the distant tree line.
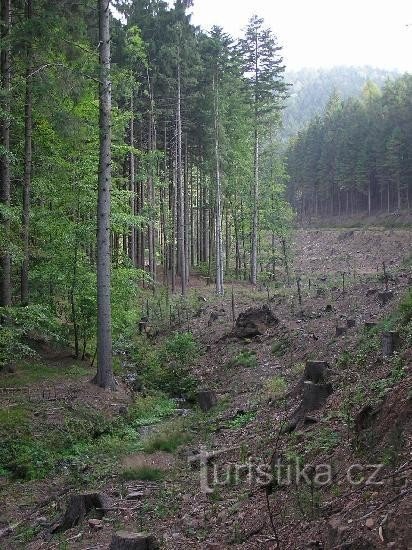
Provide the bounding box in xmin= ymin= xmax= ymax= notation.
xmin=286 ymin=75 xmax=412 ymax=219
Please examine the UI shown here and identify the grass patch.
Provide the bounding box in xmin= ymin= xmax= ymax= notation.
xmin=0 ymin=392 xmax=176 ymax=481
xmin=264 ymin=375 xmax=287 ymax=399
xmin=306 ymin=427 xmax=341 ymax=454
xmin=143 ymin=422 xmax=189 ymax=453
xmin=0 ymin=360 xmax=91 ymax=388
xmin=121 ymin=466 xmax=164 ymax=481
xmin=226 ymin=411 xmax=256 ymax=429
xmin=271 ymin=337 xmax=290 ymax=357
xmin=227 ymin=350 xmax=257 ymax=369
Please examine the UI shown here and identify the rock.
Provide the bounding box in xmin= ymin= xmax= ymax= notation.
xmin=305 ymin=361 xmax=329 ymax=383
xmin=366 ymin=288 xmax=377 ymax=296
xmin=88 ymin=518 xmax=103 ymax=530
xmin=51 ymin=492 xmax=112 ymax=533
xmin=110 ymin=531 xmax=157 ymax=550
xmin=234 ymin=305 xmax=278 ymax=338
xmin=382 ymin=331 xmax=400 ymax=357
xmin=197 ymin=389 xmax=218 ymax=412
xmin=303 ymin=381 xmax=333 ymax=412
xmin=365 ymin=518 xmax=375 ymax=530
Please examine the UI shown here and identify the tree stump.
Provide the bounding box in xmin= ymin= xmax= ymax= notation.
xmin=382 ymin=331 xmax=400 ymax=357
xmin=52 ymin=492 xmax=112 ymax=533
xmin=197 ymin=389 xmax=218 ymax=412
xmin=364 ymin=321 xmax=377 ymax=330
xmin=335 ymin=326 xmax=347 ymax=337
xmin=303 ymin=381 xmax=333 ymax=412
xmin=110 ymin=531 xmax=157 ymax=550
xmin=305 ymin=361 xmax=329 ymax=384
xmin=346 ymin=319 xmax=356 ymax=328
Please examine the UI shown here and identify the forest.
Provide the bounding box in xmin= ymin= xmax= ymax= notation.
xmin=1 ymin=1 xmax=412 ymax=549
xmin=286 ymin=76 xmax=412 ymax=218
xmin=0 ymin=0 xmax=291 ymax=387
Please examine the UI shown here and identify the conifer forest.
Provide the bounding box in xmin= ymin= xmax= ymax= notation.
xmin=0 ymin=2 xmax=411 ymax=549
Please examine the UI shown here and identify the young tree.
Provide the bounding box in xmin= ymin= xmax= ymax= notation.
xmin=240 ymin=15 xmax=286 ymax=284
xmin=95 ymin=0 xmax=115 ymax=389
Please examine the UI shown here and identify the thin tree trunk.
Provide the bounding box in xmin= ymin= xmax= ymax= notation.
xmin=176 ymin=59 xmax=186 ymax=294
xmin=214 ymin=75 xmax=224 ymax=295
xmin=21 ymin=0 xmax=33 ymax=306
xmin=95 ymin=0 xmax=114 ymax=389
xmin=129 ymin=89 xmax=137 ymax=266
xmin=0 ymin=0 xmax=11 ymax=306
xmin=250 ymin=32 xmax=259 ymax=285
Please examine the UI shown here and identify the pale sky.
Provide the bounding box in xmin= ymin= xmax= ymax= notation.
xmin=188 ymin=0 xmax=412 ymax=72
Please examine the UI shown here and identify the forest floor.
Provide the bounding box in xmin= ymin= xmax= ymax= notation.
xmin=1 ymin=226 xmax=412 ymax=549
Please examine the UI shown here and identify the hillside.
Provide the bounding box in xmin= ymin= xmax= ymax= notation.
xmin=282 ymin=66 xmax=399 ymax=138
xmin=1 ymin=227 xmax=411 ymax=549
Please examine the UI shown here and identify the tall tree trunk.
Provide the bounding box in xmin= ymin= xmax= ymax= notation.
xmin=176 ymin=59 xmax=186 ymax=294
xmin=95 ymin=0 xmax=114 ymax=389
xmin=0 ymin=0 xmax=11 ymax=307
xmin=214 ymin=75 xmax=224 ymax=295
xmin=21 ymin=0 xmax=33 ymax=306
xmin=250 ymin=32 xmax=259 ymax=285
xmin=129 ymin=89 xmax=137 ymax=266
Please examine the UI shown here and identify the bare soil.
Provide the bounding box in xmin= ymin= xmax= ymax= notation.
xmin=1 ymin=227 xmax=411 ymax=549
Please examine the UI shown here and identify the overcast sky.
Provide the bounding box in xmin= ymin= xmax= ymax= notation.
xmin=187 ymin=0 xmax=412 ymax=72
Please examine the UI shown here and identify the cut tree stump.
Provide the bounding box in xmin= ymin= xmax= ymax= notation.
xmin=197 ymin=389 xmax=218 ymax=412
xmin=52 ymin=492 xmax=112 ymax=533
xmin=364 ymin=321 xmax=377 ymax=330
xmin=382 ymin=331 xmax=400 ymax=357
xmin=110 ymin=531 xmax=157 ymax=550
xmin=335 ymin=326 xmax=347 ymax=337
xmin=303 ymin=381 xmax=333 ymax=412
xmin=346 ymin=319 xmax=356 ymax=328
xmin=304 ymin=361 xmax=329 ymax=384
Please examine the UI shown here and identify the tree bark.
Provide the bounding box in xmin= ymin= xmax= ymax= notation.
xmin=21 ymin=0 xmax=33 ymax=306
xmin=176 ymin=59 xmax=186 ymax=294
xmin=95 ymin=0 xmax=114 ymax=390
xmin=213 ymin=75 xmax=224 ymax=295
xmin=250 ymin=31 xmax=259 ymax=285
xmin=0 ymin=0 xmax=12 ymax=307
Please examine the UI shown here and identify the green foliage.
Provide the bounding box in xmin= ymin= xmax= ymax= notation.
xmin=227 ymin=350 xmax=257 ymax=369
xmin=136 ymin=332 xmax=198 ymax=397
xmin=226 ymin=411 xmax=256 ymax=429
xmin=121 ymin=466 xmax=164 ymax=482
xmin=143 ymin=422 xmax=189 ymax=453
xmin=0 ymin=305 xmax=65 ymax=369
xmin=305 ymin=427 xmax=341 ymax=454
xmin=0 ymin=391 xmax=176 ymax=481
xmin=271 ymin=336 xmax=290 ymax=357
xmin=264 ymin=375 xmax=287 ymax=399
